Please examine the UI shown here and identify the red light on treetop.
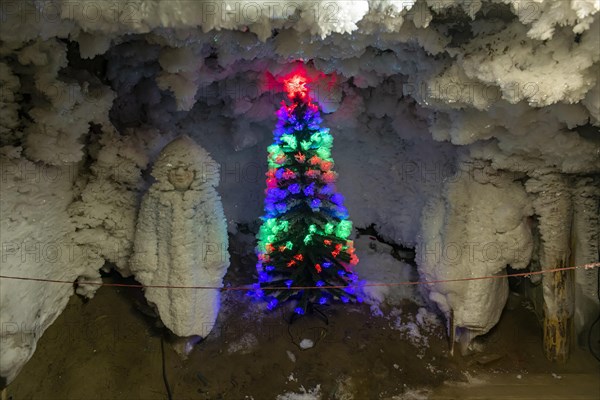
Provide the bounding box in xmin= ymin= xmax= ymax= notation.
xmin=283 ymin=74 xmax=309 ymax=100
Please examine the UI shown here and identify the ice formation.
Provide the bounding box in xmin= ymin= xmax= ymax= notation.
xmin=418 ymin=159 xmax=533 ymax=347
xmin=129 ymin=136 xmax=229 ymax=338
xmin=1 ymin=0 xmax=599 ymax=383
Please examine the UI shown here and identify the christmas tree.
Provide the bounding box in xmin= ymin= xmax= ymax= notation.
xmin=253 ymin=72 xmax=360 ymax=315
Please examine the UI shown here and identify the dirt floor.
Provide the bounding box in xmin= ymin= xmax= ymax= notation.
xmin=6 ymin=252 xmax=600 ymax=400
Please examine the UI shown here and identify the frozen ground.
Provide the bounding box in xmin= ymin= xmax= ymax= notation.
xmin=6 ymin=251 xmax=599 ymax=399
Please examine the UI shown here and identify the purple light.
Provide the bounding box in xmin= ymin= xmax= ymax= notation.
xmin=303 ymin=182 xmax=315 ymax=196
xmin=267 ymin=298 xmax=278 ymax=310
xmin=288 ymin=183 xmax=301 ymax=194
xmin=320 ymin=184 xmax=334 ymax=194
xmin=275 ymin=202 xmax=287 ymax=213
xmin=267 ymin=188 xmax=287 ymax=200
xmin=336 ymin=206 xmax=349 ymax=219
xmin=330 ymin=193 xmax=344 ymax=206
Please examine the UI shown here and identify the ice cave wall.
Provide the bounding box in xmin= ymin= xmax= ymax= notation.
xmin=1 ymin=0 xmax=599 ymax=383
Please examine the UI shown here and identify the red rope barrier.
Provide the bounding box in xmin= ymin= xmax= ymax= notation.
xmin=0 ymin=262 xmax=598 ymax=291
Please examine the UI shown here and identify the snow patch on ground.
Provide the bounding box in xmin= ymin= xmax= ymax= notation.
xmin=227 ymin=333 xmax=258 ymax=355
xmin=277 ymin=385 xmax=321 ymax=400
xmin=389 ymin=307 xmax=443 ymax=356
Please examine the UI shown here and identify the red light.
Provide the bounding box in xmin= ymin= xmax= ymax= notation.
xmin=283 ymin=74 xmax=309 ymax=100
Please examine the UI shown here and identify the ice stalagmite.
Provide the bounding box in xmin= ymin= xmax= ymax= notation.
xmin=130 ymin=136 xmax=229 ymax=338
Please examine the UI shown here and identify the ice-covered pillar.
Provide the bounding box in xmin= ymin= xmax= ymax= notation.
xmin=572 ymin=178 xmax=600 ymax=344
xmin=526 ymin=171 xmax=574 ymax=363
xmin=418 ymin=158 xmax=533 ymax=352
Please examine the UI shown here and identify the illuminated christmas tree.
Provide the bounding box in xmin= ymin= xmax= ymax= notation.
xmin=253 ymin=72 xmax=360 ymax=315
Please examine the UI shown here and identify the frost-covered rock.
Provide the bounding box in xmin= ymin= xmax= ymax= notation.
xmin=571 ymin=177 xmax=600 ymax=340
xmin=68 ymin=126 xmax=165 ymax=289
xmin=418 ymin=159 xmax=533 ymax=345
xmin=129 ymin=136 xmax=229 ymax=337
xmin=0 ymin=147 xmax=83 ymax=384
xmin=353 ymin=235 xmax=418 ymax=305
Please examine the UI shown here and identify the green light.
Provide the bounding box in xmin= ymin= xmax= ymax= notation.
xmin=280 ymin=134 xmax=297 ymax=150
xmin=316 ymin=147 xmax=331 ymax=159
xmin=310 ymin=132 xmax=322 ymax=143
xmin=335 ymin=220 xmax=352 ymax=239
xmin=264 ymin=218 xmax=277 ymax=230
xmin=300 ymin=140 xmax=312 ymax=151
xmin=309 ymin=224 xmax=317 ymax=233
xmin=286 ymin=241 xmax=293 ymax=250
xmin=279 ymin=220 xmax=289 ymax=232
xmin=303 ymin=234 xmax=312 ymax=245
xmin=324 ymin=222 xmax=334 ymax=234
xmin=267 ymin=144 xmax=281 ymax=154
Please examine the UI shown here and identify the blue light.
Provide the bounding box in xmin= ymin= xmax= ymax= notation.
xmin=336 ymin=206 xmax=349 ymax=219
xmin=320 ymin=184 xmax=334 ymax=194
xmin=275 ymin=202 xmax=287 ymax=213
xmin=322 ymin=262 xmax=332 ymax=268
xmin=316 ymin=280 xmax=324 ymax=287
xmin=356 ymin=296 xmax=363 ymax=303
xmin=310 ymin=198 xmax=321 ymax=209
xmin=267 ymin=188 xmax=287 ymax=200
xmin=319 ymin=297 xmax=327 ymax=305
xmin=288 ymin=183 xmax=301 ymax=194
xmin=258 ymin=272 xmax=269 ymax=282
xmin=285 ymin=280 xmax=293 ymax=288
xmin=303 ymin=182 xmax=315 ymax=196
xmin=267 ymin=298 xmax=279 ymax=310
xmin=330 ymin=193 xmax=344 ymax=205
xmin=338 ymin=270 xmax=346 ymax=276
xmin=265 ymin=265 xmax=275 ymax=271
xmin=294 ymin=307 xmax=305 ymax=315
xmin=340 ymin=296 xmax=349 ymax=303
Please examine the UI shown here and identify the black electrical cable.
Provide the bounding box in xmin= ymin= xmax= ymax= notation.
xmin=160 ymin=335 xmax=173 ymax=400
